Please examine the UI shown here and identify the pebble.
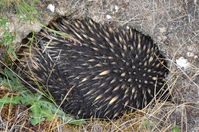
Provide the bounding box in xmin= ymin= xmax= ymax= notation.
xmin=176 ymin=57 xmax=190 ymax=69
xmin=47 ymin=4 xmax=55 ymax=13
xmin=106 ymin=14 xmax=112 ymax=19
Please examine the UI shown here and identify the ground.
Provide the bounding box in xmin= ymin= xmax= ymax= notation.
xmin=0 ymin=0 xmax=199 ymax=131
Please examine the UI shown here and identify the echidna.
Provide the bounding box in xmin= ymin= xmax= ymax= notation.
xmin=19 ymin=17 xmax=169 ymax=119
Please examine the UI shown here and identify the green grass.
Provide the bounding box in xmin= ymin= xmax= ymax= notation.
xmin=172 ymin=125 xmax=181 ymax=132
xmin=0 ymin=18 xmax=16 ymax=58
xmin=0 ymin=0 xmax=39 ymax=21
xmin=0 ymin=68 xmax=86 ymax=125
xmin=0 ymin=0 xmax=40 ymax=60
xmin=15 ymin=0 xmax=39 ymax=21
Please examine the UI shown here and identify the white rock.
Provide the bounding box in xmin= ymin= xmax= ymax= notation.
xmin=114 ymin=5 xmax=119 ymax=12
xmin=126 ymin=26 xmax=130 ymax=29
xmin=106 ymin=14 xmax=112 ymax=19
xmin=47 ymin=4 xmax=55 ymax=13
xmin=176 ymin=57 xmax=190 ymax=69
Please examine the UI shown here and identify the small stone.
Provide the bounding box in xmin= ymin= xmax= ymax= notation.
xmin=47 ymin=4 xmax=55 ymax=13
xmin=176 ymin=57 xmax=190 ymax=69
xmin=114 ymin=5 xmax=119 ymax=12
xmin=106 ymin=14 xmax=112 ymax=19
xmin=126 ymin=26 xmax=130 ymax=29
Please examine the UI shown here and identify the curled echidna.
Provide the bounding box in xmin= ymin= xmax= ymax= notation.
xmin=19 ymin=17 xmax=169 ymax=119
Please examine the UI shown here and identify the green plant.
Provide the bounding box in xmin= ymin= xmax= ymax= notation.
xmin=0 ymin=69 xmax=86 ymax=125
xmin=0 ymin=18 xmax=16 ymax=58
xmin=142 ymin=120 xmax=156 ymax=128
xmin=172 ymin=125 xmax=180 ymax=132
xmin=15 ymin=0 xmax=39 ymax=21
xmin=0 ymin=0 xmax=40 ymax=60
xmin=0 ymin=0 xmax=39 ymax=21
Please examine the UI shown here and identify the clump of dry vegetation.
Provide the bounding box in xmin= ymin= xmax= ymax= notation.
xmin=0 ymin=0 xmax=199 ymax=131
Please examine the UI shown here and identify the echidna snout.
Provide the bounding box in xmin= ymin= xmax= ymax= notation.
xmin=19 ymin=17 xmax=169 ymax=119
